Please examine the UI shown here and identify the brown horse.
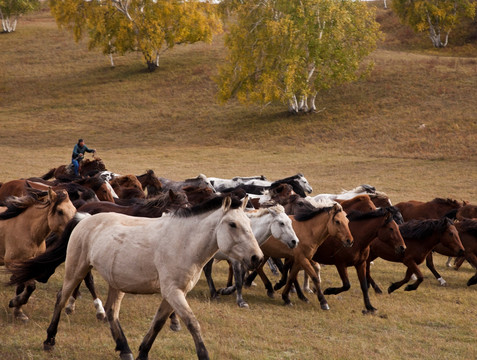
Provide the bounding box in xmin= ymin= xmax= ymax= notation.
xmin=1 ymin=188 xmax=76 ymax=321
xmin=367 ymin=218 xmax=465 ymax=294
xmin=395 ymin=197 xmax=467 ymax=221
xmin=251 ymin=201 xmax=353 ymax=309
xmin=41 ymin=157 xmax=107 ymax=179
xmin=136 ymin=170 xmax=163 ymax=197
xmin=456 ymin=204 xmax=477 ymax=220
xmin=110 ymin=174 xmax=145 ymax=199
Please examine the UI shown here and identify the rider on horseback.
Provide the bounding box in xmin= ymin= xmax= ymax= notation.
xmin=72 ymin=138 xmax=96 ymax=176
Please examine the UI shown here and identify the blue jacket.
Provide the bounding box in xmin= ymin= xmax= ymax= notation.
xmin=72 ymin=144 xmax=95 ymax=161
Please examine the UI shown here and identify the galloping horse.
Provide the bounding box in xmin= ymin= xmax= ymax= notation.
xmin=395 ymin=197 xmax=467 ymax=221
xmin=250 ymin=201 xmax=353 ymax=309
xmin=203 ymin=204 xmax=299 ymax=308
xmin=41 ymin=157 xmax=107 ymax=179
xmin=311 ymin=185 xmax=392 ymax=206
xmin=1 ymin=188 xmax=76 ymax=321
xmin=367 ymin=218 xmax=465 ymax=294
xmin=159 ymin=174 xmax=216 ymax=194
xmin=456 ymin=204 xmax=477 ymax=220
xmin=110 ymin=174 xmax=145 ymax=199
xmin=10 ymin=196 xmax=263 ymax=360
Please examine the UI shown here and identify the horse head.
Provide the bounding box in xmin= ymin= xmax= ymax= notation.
xmin=267 ymin=205 xmax=299 ymax=249
xmin=47 ymin=189 xmax=77 ymax=235
xmin=216 ymin=196 xmax=263 ymax=270
xmin=327 ymin=203 xmax=353 ymax=248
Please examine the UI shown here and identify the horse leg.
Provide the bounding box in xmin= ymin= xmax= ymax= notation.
xmin=104 ymin=287 xmax=133 ymax=360
xmin=203 ymin=258 xmax=219 ymax=299
xmin=425 ymin=253 xmax=446 ymax=286
xmin=226 ymin=262 xmax=234 ymax=287
xmin=281 ymin=261 xmax=301 ymax=306
xmin=366 ymin=259 xmax=383 ymax=294
xmin=454 ymin=256 xmax=466 ymax=270
xmin=65 ymin=282 xmax=81 ymax=315
xmin=218 ymin=260 xmax=239 ymax=297
xmin=302 ymin=259 xmax=329 ymax=310
xmin=83 ymin=271 xmax=106 ymax=320
xmin=445 ymin=256 xmax=453 ymax=267
xmin=9 ymin=280 xmax=36 ymax=322
xmin=44 ymin=269 xmax=90 ymax=351
xmin=404 ymin=264 xmax=424 ymax=291
xmin=255 ymin=258 xmax=275 ymax=298
xmin=464 ymin=253 xmax=477 ymax=286
xmin=274 ymin=259 xmax=292 ymax=291
xmin=165 ymin=289 xmax=210 ymax=360
xmin=234 ymin=262 xmax=248 ymax=308
xmin=137 ymin=299 xmax=174 ymax=360
xmin=355 ymin=261 xmax=376 ymax=313
xmin=169 ymin=312 xmax=182 ymax=332
xmin=324 ymin=264 xmax=350 ymax=295
xmin=388 ymin=264 xmax=418 ymax=293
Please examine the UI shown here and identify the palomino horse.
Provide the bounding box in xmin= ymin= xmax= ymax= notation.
xmin=1 ymin=188 xmax=76 ymax=321
xmin=203 ymin=204 xmax=299 ymax=308
xmin=367 ymin=218 xmax=465 ymax=294
xmin=11 ymin=196 xmax=263 ymax=360
xmin=250 ymin=200 xmax=353 ymax=309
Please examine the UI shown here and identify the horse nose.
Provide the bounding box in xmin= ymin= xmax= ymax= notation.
xmin=346 ymin=238 xmax=353 ymax=248
xmin=398 ymin=245 xmax=406 ymax=255
xmin=289 ymin=239 xmax=298 ymax=249
xmin=250 ymin=255 xmax=263 ymax=270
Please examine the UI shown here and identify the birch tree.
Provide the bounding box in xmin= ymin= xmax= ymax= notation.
xmin=0 ymin=0 xmax=39 ymax=33
xmin=216 ymin=0 xmax=381 ymax=114
xmin=49 ymin=0 xmax=222 ymax=71
xmin=392 ymin=0 xmax=477 ymax=48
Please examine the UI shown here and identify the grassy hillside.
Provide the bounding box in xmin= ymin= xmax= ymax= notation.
xmin=0 ymin=6 xmax=476 ymax=360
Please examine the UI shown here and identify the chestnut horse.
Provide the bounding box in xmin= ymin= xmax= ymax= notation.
xmin=250 ymin=201 xmax=353 ymax=309
xmin=456 ymin=204 xmax=477 ymax=220
xmin=366 ymin=218 xmax=465 ymax=294
xmin=110 ymin=174 xmax=145 ymax=199
xmin=1 ymin=188 xmax=76 ymax=321
xmin=395 ymin=197 xmax=467 ymax=221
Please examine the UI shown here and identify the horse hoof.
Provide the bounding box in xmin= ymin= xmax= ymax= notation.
xmin=320 ymin=303 xmax=330 ymax=311
xmin=362 ymin=308 xmax=377 ymax=315
xmin=170 ymin=323 xmax=182 ymax=332
xmin=304 ymin=288 xmax=315 ymax=294
xmin=238 ymin=302 xmax=250 ymax=309
xmin=267 ymin=291 xmax=274 ymax=298
xmin=43 ymin=340 xmax=55 ymax=351
xmin=96 ymin=312 xmax=106 ymax=321
xmin=65 ymin=307 xmax=74 ymax=315
xmin=284 ymin=302 xmax=294 ymax=307
xmin=120 ymin=352 xmax=134 ymax=360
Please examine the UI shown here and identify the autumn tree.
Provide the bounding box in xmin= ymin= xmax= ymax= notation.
xmin=0 ymin=0 xmax=39 ymax=33
xmin=392 ymin=0 xmax=477 ymax=48
xmin=216 ymin=0 xmax=381 ymax=114
xmin=49 ymin=0 xmax=222 ymax=71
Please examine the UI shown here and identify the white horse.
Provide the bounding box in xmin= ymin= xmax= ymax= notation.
xmin=207 ymin=175 xmax=267 ymax=192
xmin=310 ymin=184 xmax=392 ymax=205
xmin=203 ymin=204 xmax=299 ymax=308
xmin=42 ymin=196 xmax=263 ymax=360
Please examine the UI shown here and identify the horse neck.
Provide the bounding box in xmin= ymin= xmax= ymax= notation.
xmin=249 ymin=212 xmax=273 ymax=246
xmin=349 ymin=217 xmax=382 ymax=251
xmin=294 ymin=213 xmax=330 ymax=250
xmin=24 ymin=205 xmax=51 ymax=246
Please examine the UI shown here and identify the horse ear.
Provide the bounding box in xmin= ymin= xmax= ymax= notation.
xmin=241 ymin=196 xmax=249 ymax=211
xmin=332 ymin=203 xmax=342 ymax=214
xmin=168 ymin=189 xmax=176 ymax=200
xmin=222 ymin=196 xmax=232 ymax=212
xmin=48 ymin=187 xmax=57 ymax=202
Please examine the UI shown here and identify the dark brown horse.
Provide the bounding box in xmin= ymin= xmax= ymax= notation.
xmin=456 ymin=204 xmax=477 ymax=220
xmin=136 ymin=170 xmax=163 ymax=197
xmin=41 ymin=157 xmax=107 ymax=179
xmin=110 ymin=174 xmax=145 ymax=199
xmin=367 ymin=218 xmax=465 ymax=294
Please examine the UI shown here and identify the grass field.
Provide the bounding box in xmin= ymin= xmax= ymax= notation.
xmin=0 ymin=4 xmax=476 ymax=360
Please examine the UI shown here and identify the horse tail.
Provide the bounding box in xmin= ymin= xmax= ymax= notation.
xmin=40 ymin=168 xmax=56 ymax=180
xmin=8 ymin=212 xmax=90 ymax=286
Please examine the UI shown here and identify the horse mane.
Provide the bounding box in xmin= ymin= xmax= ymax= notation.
xmin=294 ymin=199 xmax=337 ymax=222
xmin=430 ymin=197 xmax=461 ymax=207
xmin=347 ymin=207 xmax=392 ymax=224
xmin=174 ymin=195 xmax=242 ymax=218
xmin=341 ymin=184 xmax=376 ymax=194
xmin=40 ymin=168 xmax=56 ymax=180
xmin=399 ymin=217 xmax=453 ymax=240
xmin=457 ymin=219 xmax=477 ymax=238
xmin=0 ymin=188 xmax=67 ymax=220
xmin=247 ymin=204 xmax=285 ymax=218
xmin=75 ymin=176 xmax=106 ymax=191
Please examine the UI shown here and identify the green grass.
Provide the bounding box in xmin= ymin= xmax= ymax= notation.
xmin=0 ymin=6 xmax=476 ymax=360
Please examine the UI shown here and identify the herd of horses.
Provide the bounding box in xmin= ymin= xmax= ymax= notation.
xmin=0 ymin=157 xmax=476 ymax=360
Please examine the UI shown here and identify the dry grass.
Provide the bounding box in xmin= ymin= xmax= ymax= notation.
xmin=0 ymin=6 xmax=476 ymax=360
